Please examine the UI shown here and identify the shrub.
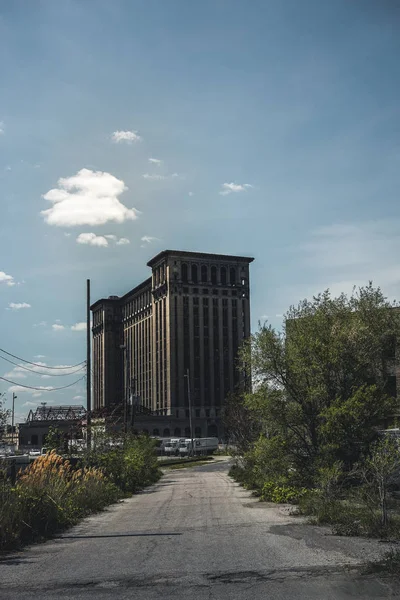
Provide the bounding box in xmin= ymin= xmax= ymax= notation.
xmin=260 ymin=481 xmax=308 ymax=504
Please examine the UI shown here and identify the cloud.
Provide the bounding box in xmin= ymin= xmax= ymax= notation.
xmin=148 ymin=158 xmax=162 ymax=165
xmin=41 ymin=168 xmax=138 ymax=227
xmin=8 ymin=302 xmax=31 ymax=310
xmin=0 ymin=271 xmax=15 ymax=286
xmin=33 ymin=322 xmax=47 ymax=328
xmin=23 ymin=401 xmax=38 ymax=407
xmin=34 ymin=355 xmax=46 ymax=358
xmin=141 ymin=236 xmax=159 ymax=244
xmin=76 ymin=233 xmax=130 ymax=247
xmin=73 ymin=395 xmax=84 ymax=401
xmin=111 ymin=130 xmax=142 ymax=143
xmin=8 ymin=385 xmax=54 ymax=394
xmin=142 ymin=173 xmax=180 ymax=181
xmin=71 ymin=322 xmax=86 ymax=331
xmin=219 ymin=183 xmax=253 ymax=196
xmin=3 ymin=371 xmax=26 ymax=380
xmin=188 ymin=191 xmax=194 ymax=197
xmin=64 ymin=232 xmax=71 ymax=237
xmin=0 ymin=121 xmax=4 ymax=135
xmin=52 ymin=324 xmax=65 ymax=331
xmin=32 ymin=393 xmax=42 ymax=398
xmin=77 ymin=233 xmax=109 ymax=247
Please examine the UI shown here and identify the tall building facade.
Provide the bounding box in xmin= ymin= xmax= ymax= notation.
xmin=91 ymin=250 xmax=253 ymax=437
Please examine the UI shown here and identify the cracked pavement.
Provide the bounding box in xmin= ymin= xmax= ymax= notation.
xmin=1 ymin=459 xmax=399 ymax=599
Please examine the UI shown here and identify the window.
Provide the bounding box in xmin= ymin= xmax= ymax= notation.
xmin=205 ymin=409 xmax=210 ymax=418
xmin=182 ymin=263 xmax=188 ymax=282
xmin=174 ymin=427 xmax=181 ymax=436
xmin=153 ymin=428 xmax=160 ymax=436
xmin=191 ymin=264 xmax=198 ymax=283
xmin=31 ymin=434 xmax=38 ymax=445
xmin=185 ymin=427 xmax=191 ymax=437
xmin=186 ymin=409 xmax=190 ymax=418
xmin=201 ymin=265 xmax=208 ymax=283
xmin=195 ymin=426 xmax=202 ymax=437
xmin=211 ymin=265 xmax=217 ymax=284
xmin=203 ymin=288 xmax=209 ymax=294
xmin=195 ymin=409 xmax=200 ymax=418
xmin=163 ymin=428 xmax=170 ymax=437
xmin=230 ymin=267 xmax=236 ymax=285
xmin=220 ymin=266 xmax=227 ymax=285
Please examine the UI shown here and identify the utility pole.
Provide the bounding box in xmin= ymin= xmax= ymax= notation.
xmin=120 ymin=344 xmax=128 ymax=435
xmin=86 ymin=279 xmax=91 ymax=449
xmin=185 ymin=369 xmax=194 ymax=457
xmin=11 ymin=393 xmax=17 ymax=446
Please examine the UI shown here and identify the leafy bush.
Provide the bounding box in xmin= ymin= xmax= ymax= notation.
xmin=0 ymin=451 xmax=121 ymax=552
xmin=260 ymin=481 xmax=308 ymax=504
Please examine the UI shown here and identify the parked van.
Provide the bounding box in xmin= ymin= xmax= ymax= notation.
xmin=178 ymin=437 xmax=219 ymax=457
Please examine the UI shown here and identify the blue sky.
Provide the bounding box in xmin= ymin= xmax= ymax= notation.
xmin=1 ymin=0 xmax=400 ymax=420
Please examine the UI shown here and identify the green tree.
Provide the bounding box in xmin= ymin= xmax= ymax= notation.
xmin=0 ymin=393 xmax=10 ymax=442
xmin=240 ymin=283 xmax=400 ymax=485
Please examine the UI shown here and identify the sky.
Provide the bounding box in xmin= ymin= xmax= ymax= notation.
xmin=1 ymin=0 xmax=400 ymax=421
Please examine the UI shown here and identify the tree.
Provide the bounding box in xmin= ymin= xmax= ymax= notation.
xmin=240 ymin=283 xmax=400 ymax=485
xmin=0 ymin=393 xmax=10 ymax=442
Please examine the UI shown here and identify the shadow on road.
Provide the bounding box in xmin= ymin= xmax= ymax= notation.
xmin=61 ymin=532 xmax=182 ymax=539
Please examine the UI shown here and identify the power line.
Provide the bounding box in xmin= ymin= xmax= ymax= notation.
xmin=0 ymin=348 xmax=86 ymax=370
xmin=0 ymin=375 xmax=86 ymax=391
xmin=0 ymin=353 xmax=86 ymax=376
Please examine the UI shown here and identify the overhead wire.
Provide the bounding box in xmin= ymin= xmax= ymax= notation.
xmin=0 ymin=353 xmax=86 ymax=376
xmin=0 ymin=348 xmax=86 ymax=370
xmin=0 ymin=375 xmax=86 ymax=392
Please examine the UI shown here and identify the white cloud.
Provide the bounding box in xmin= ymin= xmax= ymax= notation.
xmin=64 ymin=232 xmax=71 ymax=237
xmin=116 ymin=237 xmax=130 ymax=245
xmin=5 ymin=166 xmax=11 ymax=172
xmin=148 ymin=158 xmax=162 ymax=165
xmin=0 ymin=271 xmax=15 ymax=286
xmin=8 ymin=302 xmax=31 ymax=310
xmin=141 ymin=235 xmax=159 ymax=244
xmin=8 ymin=385 xmax=54 ymax=394
xmin=71 ymin=322 xmax=86 ymax=331
xmin=219 ymin=183 xmax=253 ymax=196
xmin=55 ymin=319 xmax=61 ymax=323
xmin=34 ymin=355 xmax=46 ymax=358
xmin=220 ymin=182 xmax=253 ymax=195
xmin=3 ymin=371 xmax=26 ymax=380
xmin=41 ymin=168 xmax=138 ymax=227
xmin=52 ymin=324 xmax=65 ymax=331
xmin=73 ymin=395 xmax=84 ymax=401
xmin=77 ymin=233 xmax=130 ymax=247
xmin=23 ymin=401 xmax=38 ymax=407
xmin=41 ymin=375 xmax=52 ymax=379
xmin=0 ymin=121 xmax=4 ymax=135
xmin=188 ymin=191 xmax=194 ymax=197
xmin=32 ymin=393 xmax=42 ymax=398
xmin=111 ymin=130 xmax=142 ymax=143
xmin=33 ymin=322 xmax=47 ymax=328
xmin=142 ymin=173 xmax=166 ymax=180
xmin=77 ymin=233 xmax=109 ymax=247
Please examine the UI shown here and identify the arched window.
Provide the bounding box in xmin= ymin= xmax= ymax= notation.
xmin=230 ymin=267 xmax=236 ymax=285
xmin=220 ymin=266 xmax=227 ymax=285
xmin=191 ymin=264 xmax=198 ymax=283
xmin=163 ymin=428 xmax=170 ymax=437
xmin=194 ymin=426 xmax=202 ymax=438
xmin=153 ymin=428 xmax=160 ymax=436
xmin=174 ymin=427 xmax=181 ymax=437
xmin=185 ymin=427 xmax=191 ymax=437
xmin=201 ymin=265 xmax=208 ymax=283
xmin=181 ymin=263 xmax=188 ymax=282
xmin=211 ymin=266 xmax=217 ymax=285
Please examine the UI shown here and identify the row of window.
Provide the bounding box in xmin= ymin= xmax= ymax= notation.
xmin=180 ymin=263 xmax=243 ymax=285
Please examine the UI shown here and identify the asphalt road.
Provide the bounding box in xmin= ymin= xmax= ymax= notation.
xmin=1 ymin=459 xmax=400 ymax=599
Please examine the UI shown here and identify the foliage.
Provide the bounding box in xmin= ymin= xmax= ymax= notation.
xmin=43 ymin=426 xmax=66 ymax=453
xmin=260 ymin=481 xmax=308 ymax=504
xmin=0 ymin=451 xmax=121 ymax=552
xmin=223 ymin=390 xmax=262 ymax=455
xmin=0 ymin=393 xmax=10 ymax=441
xmin=365 ymin=548 xmax=400 ymax=575
xmin=239 ymin=283 xmax=400 ymax=486
xmin=82 ymin=432 xmax=161 ymax=493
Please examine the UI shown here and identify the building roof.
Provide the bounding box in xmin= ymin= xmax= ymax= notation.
xmin=90 ymin=277 xmax=152 ymax=310
xmin=26 ymin=405 xmax=87 ymax=423
xmin=147 ymin=249 xmax=254 ymax=267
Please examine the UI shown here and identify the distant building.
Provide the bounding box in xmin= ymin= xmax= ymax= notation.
xmin=18 ymin=405 xmax=86 ymax=449
xmin=91 ymin=250 xmax=254 ymax=439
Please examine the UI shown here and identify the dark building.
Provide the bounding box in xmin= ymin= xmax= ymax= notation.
xmin=91 ymin=250 xmax=254 ymax=438
xmin=18 ymin=405 xmax=86 ymax=449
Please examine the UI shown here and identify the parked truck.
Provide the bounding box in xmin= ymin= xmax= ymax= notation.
xmin=178 ymin=437 xmax=219 ymax=457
